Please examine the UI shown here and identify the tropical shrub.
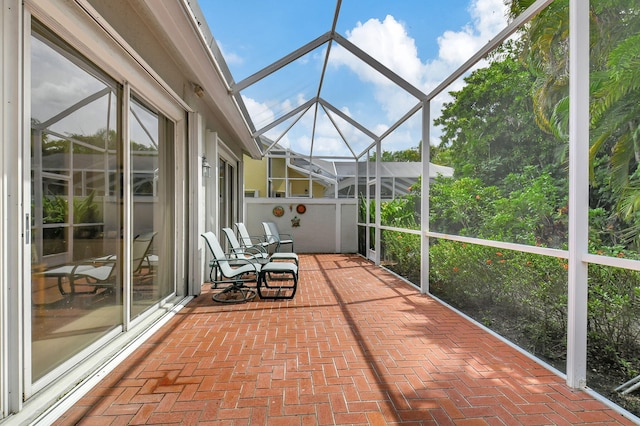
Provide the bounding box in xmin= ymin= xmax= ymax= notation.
xmin=381 ymin=230 xmax=420 ymax=283
xmin=381 ymin=168 xmax=640 ymax=388
xmin=42 ymin=195 xmax=67 ymax=224
xmin=429 ymin=239 xmax=569 ymax=362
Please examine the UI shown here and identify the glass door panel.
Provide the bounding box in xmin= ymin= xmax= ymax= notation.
xmin=219 ymin=158 xmax=228 ymax=237
xmin=129 ymin=97 xmax=175 ymax=318
xmin=31 ymin=29 xmax=122 ymax=381
xmin=218 ymin=157 xmax=236 ymax=241
xmin=228 ymin=162 xmax=235 ymax=230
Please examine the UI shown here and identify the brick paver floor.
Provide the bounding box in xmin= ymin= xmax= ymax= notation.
xmin=54 ymin=254 xmax=636 ymax=425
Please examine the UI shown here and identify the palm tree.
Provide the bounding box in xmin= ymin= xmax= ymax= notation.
xmin=508 ymin=0 xmax=570 ymax=137
xmin=590 ymin=31 xmax=640 ymax=217
xmin=508 ymin=0 xmax=640 ymax=221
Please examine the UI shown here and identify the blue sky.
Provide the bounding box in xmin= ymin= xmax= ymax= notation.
xmin=201 ymin=0 xmax=510 ymax=158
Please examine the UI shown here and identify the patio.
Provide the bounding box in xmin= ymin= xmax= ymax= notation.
xmin=53 ymin=254 xmax=634 ymax=425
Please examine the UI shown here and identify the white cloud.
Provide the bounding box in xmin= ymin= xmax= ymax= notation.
xmin=328 ymin=14 xmax=426 ymax=134
xmin=472 ymin=0 xmax=509 ymax=37
xmin=242 ymin=96 xmax=275 ymax=130
xmin=328 ymin=0 xmax=508 ymax=148
xmin=241 ymin=0 xmax=509 ymax=155
xmin=31 ymin=36 xmax=118 ymax=137
xmin=243 ymin=92 xmax=375 ymax=157
xmin=435 ymin=0 xmax=507 ymax=69
xmin=217 ymin=41 xmax=244 ymax=66
xmin=436 ymin=29 xmax=479 ymax=66
xmin=335 ymin=15 xmax=425 ymax=88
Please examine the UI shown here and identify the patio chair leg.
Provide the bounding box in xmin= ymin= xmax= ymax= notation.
xmin=57 ymin=277 xmax=66 ymax=295
xmin=212 ymin=281 xmax=257 ymax=304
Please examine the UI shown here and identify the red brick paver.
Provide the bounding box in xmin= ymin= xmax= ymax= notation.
xmin=55 ymin=254 xmax=635 ymax=425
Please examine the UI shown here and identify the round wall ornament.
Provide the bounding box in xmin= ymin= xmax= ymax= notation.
xmin=296 ymin=204 xmax=307 ymax=214
xmin=272 ymin=206 xmax=285 ymax=217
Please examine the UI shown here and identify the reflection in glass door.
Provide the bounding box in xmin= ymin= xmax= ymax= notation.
xmin=30 ymin=28 xmax=122 ymax=382
xmin=219 ymin=158 xmax=227 ymax=236
xmin=29 ymin=26 xmax=177 ymax=385
xmin=129 ymin=97 xmax=175 ymax=318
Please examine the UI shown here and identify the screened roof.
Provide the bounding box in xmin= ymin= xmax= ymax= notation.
xmin=191 ymin=0 xmax=510 ymax=161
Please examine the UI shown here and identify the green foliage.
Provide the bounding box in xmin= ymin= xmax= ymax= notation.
xmin=380 ymin=198 xmax=416 ymax=228
xmin=490 ymin=168 xmax=567 ymax=246
xmin=381 ymin=230 xmax=420 ymax=283
xmin=429 ymin=143 xmax=453 ymax=167
xmin=429 ymin=240 xmax=570 ymax=359
xmin=429 ymin=176 xmax=501 ymax=237
xmin=434 ymin=40 xmax=564 ymax=186
xmin=41 ymin=128 xmax=155 ymax=156
xmin=428 ymin=170 xmax=566 ymax=246
xmin=369 ymin=145 xmax=421 ymax=162
xmin=511 ymin=0 xmax=640 ymax=227
xmin=382 ymin=163 xmax=640 ymax=393
xmin=43 ymin=129 xmax=116 ymax=155
xmin=73 ymin=191 xmax=100 ymax=224
xmin=430 ymin=240 xmax=567 ymax=308
xmin=429 ymin=239 xmax=640 ymax=371
xmin=358 ymin=195 xmax=373 ymax=224
xmin=588 ymin=263 xmax=640 ymax=368
xmin=42 ymin=196 xmax=67 ymax=224
xmin=380 ymin=178 xmax=421 ymax=229
xmin=42 ymin=191 xmax=101 ymax=225
xmin=378 ymin=4 xmax=640 ymax=405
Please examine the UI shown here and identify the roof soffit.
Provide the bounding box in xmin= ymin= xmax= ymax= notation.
xmin=137 ymin=0 xmax=262 ymax=158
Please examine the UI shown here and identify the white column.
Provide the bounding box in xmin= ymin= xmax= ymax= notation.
xmin=187 ymin=113 xmax=204 ymax=296
xmin=335 ymin=201 xmax=341 ymax=253
xmin=374 ymin=140 xmax=381 ymax=265
xmin=421 ymin=102 xmax=430 ymax=294
xmin=205 ymin=130 xmax=217 ymax=234
xmin=566 ymin=0 xmax=589 ymax=389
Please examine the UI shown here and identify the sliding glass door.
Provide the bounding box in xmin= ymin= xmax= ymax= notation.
xmin=129 ymin=97 xmax=175 ymax=318
xmin=30 ymin=26 xmax=122 ymax=382
xmin=29 ymin=23 xmax=178 ymax=386
xmin=218 ymin=156 xmax=236 ymax=235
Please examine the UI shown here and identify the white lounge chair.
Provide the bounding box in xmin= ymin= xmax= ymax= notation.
xmin=201 ymin=231 xmax=259 ymax=303
xmin=262 ymin=221 xmax=294 ymax=252
xmin=235 ymin=223 xmax=298 ymax=265
xmin=44 ymin=232 xmax=156 ymax=295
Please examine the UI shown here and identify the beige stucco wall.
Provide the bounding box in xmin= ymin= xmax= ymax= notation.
xmin=243 ymin=155 xmax=268 ymax=197
xmin=244 ymin=199 xmax=357 ymax=253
